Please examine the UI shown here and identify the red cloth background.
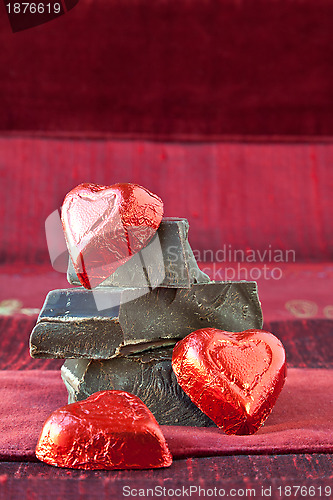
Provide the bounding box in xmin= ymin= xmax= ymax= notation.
xmin=1 ymin=138 xmax=333 ymax=264
xmin=2 ymin=0 xmax=333 ymax=139
xmin=1 ymin=369 xmax=332 ymax=462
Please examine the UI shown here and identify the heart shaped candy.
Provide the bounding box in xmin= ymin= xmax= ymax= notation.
xmin=61 ymin=183 xmax=163 ymax=288
xmin=172 ymin=328 xmax=286 ymax=435
xmin=35 ymin=390 xmax=172 ymax=470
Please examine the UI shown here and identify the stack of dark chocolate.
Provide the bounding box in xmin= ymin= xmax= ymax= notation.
xmin=30 ymin=218 xmax=263 ymax=426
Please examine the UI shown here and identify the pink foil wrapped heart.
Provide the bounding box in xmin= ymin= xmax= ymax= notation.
xmin=172 ymin=328 xmax=286 ymax=435
xmin=61 ymin=183 xmax=163 ymax=288
xmin=35 ymin=390 xmax=172 ymax=470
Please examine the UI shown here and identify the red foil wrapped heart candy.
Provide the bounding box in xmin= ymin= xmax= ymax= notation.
xmin=35 ymin=390 xmax=172 ymax=470
xmin=172 ymin=328 xmax=286 ymax=435
xmin=61 ymin=183 xmax=163 ymax=288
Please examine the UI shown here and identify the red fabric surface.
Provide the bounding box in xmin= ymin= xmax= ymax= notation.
xmin=0 ymin=369 xmax=332 ymax=462
xmin=1 ymin=138 xmax=333 ymax=264
xmin=2 ymin=1 xmax=333 ymax=139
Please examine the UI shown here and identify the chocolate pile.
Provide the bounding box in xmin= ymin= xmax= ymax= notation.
xmin=30 ymin=184 xmax=263 ymax=426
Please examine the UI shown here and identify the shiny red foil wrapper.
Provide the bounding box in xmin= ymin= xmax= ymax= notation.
xmin=61 ymin=183 xmax=163 ymax=288
xmin=35 ymin=390 xmax=172 ymax=470
xmin=172 ymin=328 xmax=286 ymax=435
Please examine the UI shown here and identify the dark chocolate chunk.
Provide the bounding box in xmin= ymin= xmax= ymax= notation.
xmin=30 ymin=282 xmax=263 ymax=359
xmin=67 ymin=218 xmax=210 ymax=288
xmin=61 ymin=348 xmax=216 ymax=427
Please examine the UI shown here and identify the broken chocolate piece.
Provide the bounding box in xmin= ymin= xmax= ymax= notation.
xmin=36 ymin=390 xmax=172 ymax=469
xmin=67 ymin=218 xmax=210 ymax=288
xmin=30 ymin=282 xmax=263 ymax=359
xmin=172 ymin=328 xmax=287 ymax=435
xmin=61 ymin=347 xmax=215 ymax=427
xmin=62 ymin=183 xmax=164 ymax=289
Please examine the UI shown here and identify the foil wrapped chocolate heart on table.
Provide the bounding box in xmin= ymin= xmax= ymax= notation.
xmin=36 ymin=390 xmax=172 ymax=470
xmin=172 ymin=328 xmax=287 ymax=435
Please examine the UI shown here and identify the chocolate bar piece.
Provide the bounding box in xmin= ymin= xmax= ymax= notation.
xmin=61 ymin=348 xmax=216 ymax=427
xmin=30 ymin=282 xmax=263 ymax=359
xmin=67 ymin=218 xmax=210 ymax=288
